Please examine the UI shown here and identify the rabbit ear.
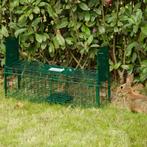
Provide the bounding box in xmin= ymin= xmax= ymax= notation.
xmin=126 ymin=74 xmax=134 ymax=86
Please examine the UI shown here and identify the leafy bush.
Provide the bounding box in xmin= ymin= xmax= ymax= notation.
xmin=0 ymin=0 xmax=147 ymax=82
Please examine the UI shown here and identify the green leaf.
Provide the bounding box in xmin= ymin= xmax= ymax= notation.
xmin=53 ymin=37 xmax=59 ymax=49
xmin=10 ymin=0 xmax=19 ymax=10
xmin=139 ymin=32 xmax=146 ymax=42
xmin=35 ymin=34 xmax=43 ymax=43
xmin=89 ymin=0 xmax=99 ymax=7
xmin=56 ymin=18 xmax=68 ymax=29
xmin=99 ymin=26 xmax=105 ymax=34
xmin=46 ymin=4 xmax=57 ymax=18
xmin=134 ymin=3 xmax=141 ymax=11
xmin=117 ymin=21 xmax=123 ymax=27
xmin=65 ymin=37 xmax=74 ymax=45
xmin=79 ymin=3 xmax=90 ymax=11
xmin=79 ymin=33 xmax=85 ymax=39
xmin=141 ymin=25 xmax=147 ymax=36
xmin=32 ymin=18 xmax=41 ymax=27
xmin=121 ymin=65 xmax=129 ymax=70
xmin=131 ymin=52 xmax=137 ymax=63
xmin=140 ymin=60 xmax=147 ymax=81
xmin=113 ymin=62 xmax=121 ymax=70
xmin=39 ymin=2 xmax=47 ymax=7
xmin=94 ymin=8 xmax=101 ymax=15
xmin=76 ymin=22 xmax=82 ymax=30
xmin=84 ymin=12 xmax=90 ymax=21
xmin=33 ymin=7 xmax=40 ymax=14
xmin=56 ymin=33 xmax=65 ymax=46
xmin=126 ymin=42 xmax=138 ymax=56
xmin=87 ymin=35 xmax=93 ymax=45
xmin=44 ymin=33 xmax=50 ymax=40
xmin=86 ymin=21 xmax=95 ymax=27
xmin=41 ymin=42 xmax=47 ymax=50
xmin=1 ymin=26 xmax=9 ymax=37
xmin=15 ymin=28 xmax=27 ymax=37
xmin=114 ymin=27 xmax=119 ymax=32
xmin=9 ymin=22 xmax=18 ymax=30
xmin=29 ymin=14 xmax=34 ymax=20
xmin=139 ymin=24 xmax=147 ymax=42
xmin=42 ymin=34 xmax=47 ymax=42
xmin=141 ymin=60 xmax=147 ymax=68
xmin=54 ymin=0 xmax=62 ymax=14
xmin=81 ymin=25 xmax=91 ymax=36
xmin=1 ymin=58 xmax=5 ymax=67
xmin=48 ymin=42 xmax=55 ymax=53
xmin=18 ymin=15 xmax=27 ymax=26
xmin=90 ymin=44 xmax=99 ymax=48
xmin=0 ymin=43 xmax=5 ymax=54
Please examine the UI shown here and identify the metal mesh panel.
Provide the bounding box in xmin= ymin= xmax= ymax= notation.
xmin=4 ymin=61 xmax=109 ymax=106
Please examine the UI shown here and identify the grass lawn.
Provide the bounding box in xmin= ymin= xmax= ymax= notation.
xmin=0 ymin=86 xmax=147 ymax=147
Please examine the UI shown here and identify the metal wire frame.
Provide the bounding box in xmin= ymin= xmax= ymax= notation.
xmin=4 ymin=60 xmax=109 ymax=106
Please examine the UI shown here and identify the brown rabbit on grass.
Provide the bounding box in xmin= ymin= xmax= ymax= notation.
xmin=120 ymin=74 xmax=147 ymax=101
xmin=129 ymin=99 xmax=147 ymax=114
xmin=119 ymin=74 xmax=147 ymax=114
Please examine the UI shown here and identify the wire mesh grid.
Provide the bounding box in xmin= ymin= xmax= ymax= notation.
xmin=4 ymin=61 xmax=109 ymax=106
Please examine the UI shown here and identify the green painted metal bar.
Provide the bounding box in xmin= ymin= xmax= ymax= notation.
xmin=108 ymin=68 xmax=111 ymax=101
xmin=18 ymin=75 xmax=21 ymax=89
xmin=96 ymin=48 xmax=100 ymax=106
xmin=4 ymin=67 xmax=7 ymax=96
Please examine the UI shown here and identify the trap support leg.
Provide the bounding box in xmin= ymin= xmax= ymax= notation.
xmin=4 ymin=67 xmax=7 ymax=96
xmin=96 ymin=84 xmax=100 ymax=106
xmin=108 ymin=76 xmax=111 ymax=102
xmin=18 ymin=75 xmax=21 ymax=89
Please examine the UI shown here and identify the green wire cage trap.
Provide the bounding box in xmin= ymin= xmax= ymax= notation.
xmin=4 ymin=37 xmax=110 ymax=106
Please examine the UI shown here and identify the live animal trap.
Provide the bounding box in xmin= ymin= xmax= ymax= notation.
xmin=4 ymin=37 xmax=111 ymax=106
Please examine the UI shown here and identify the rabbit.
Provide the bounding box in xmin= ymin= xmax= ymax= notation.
xmin=129 ymin=99 xmax=147 ymax=114
xmin=119 ymin=74 xmax=147 ymax=101
xmin=118 ymin=74 xmax=147 ymax=113
xmin=113 ymin=74 xmax=146 ymax=110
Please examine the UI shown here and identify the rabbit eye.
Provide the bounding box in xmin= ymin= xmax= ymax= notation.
xmin=120 ymin=86 xmax=123 ymax=89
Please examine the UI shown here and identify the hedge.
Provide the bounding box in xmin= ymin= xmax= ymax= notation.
xmin=0 ymin=0 xmax=147 ymax=82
